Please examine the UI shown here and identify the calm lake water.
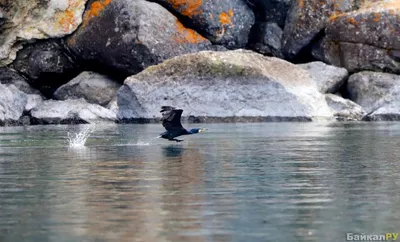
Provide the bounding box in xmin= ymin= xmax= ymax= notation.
xmin=1 ymin=122 xmax=400 ymax=242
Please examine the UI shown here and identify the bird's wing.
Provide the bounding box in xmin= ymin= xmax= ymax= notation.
xmin=161 ymin=108 xmax=184 ymax=131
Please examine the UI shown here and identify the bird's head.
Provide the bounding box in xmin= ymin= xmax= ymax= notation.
xmin=189 ymin=128 xmax=207 ymax=134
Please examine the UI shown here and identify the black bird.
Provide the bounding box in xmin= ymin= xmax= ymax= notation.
xmin=159 ymin=106 xmax=206 ymax=142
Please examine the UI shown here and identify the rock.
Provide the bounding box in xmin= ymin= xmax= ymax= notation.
xmin=0 ymin=0 xmax=88 ymax=66
xmin=0 ymin=11 xmax=5 ymax=28
xmin=210 ymin=45 xmax=229 ymax=52
xmin=0 ymin=84 xmax=28 ymax=125
xmin=54 ymin=71 xmax=120 ymax=106
xmin=11 ymin=40 xmax=79 ymax=97
xmin=318 ymin=41 xmax=400 ymax=74
xmin=327 ymin=3 xmax=400 ymax=51
xmin=107 ymin=97 xmax=118 ymax=115
xmin=282 ymin=0 xmax=354 ymax=59
xmin=298 ymin=61 xmax=348 ymax=93
xmin=25 ymin=94 xmax=43 ymax=112
xmin=0 ymin=67 xmax=42 ymax=95
xmin=67 ymin=0 xmax=213 ymax=76
xmin=246 ymin=0 xmax=292 ymax=28
xmin=347 ymin=71 xmax=400 ymax=113
xmin=249 ymin=22 xmax=283 ymax=57
xmin=365 ymin=102 xmax=400 ymax=121
xmin=152 ymin=0 xmax=254 ymax=48
xmin=117 ymin=49 xmax=334 ymax=122
xmin=30 ymin=98 xmax=116 ymax=124
xmin=325 ymin=94 xmax=365 ymax=121
xmin=320 ymin=2 xmax=400 ymax=73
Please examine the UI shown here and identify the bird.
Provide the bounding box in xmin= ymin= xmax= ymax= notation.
xmin=159 ymin=106 xmax=206 ymax=142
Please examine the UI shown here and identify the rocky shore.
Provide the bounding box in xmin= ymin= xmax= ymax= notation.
xmin=0 ymin=0 xmax=399 ymax=125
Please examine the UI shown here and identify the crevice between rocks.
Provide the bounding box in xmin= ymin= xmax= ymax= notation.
xmin=290 ymin=30 xmax=326 ymax=64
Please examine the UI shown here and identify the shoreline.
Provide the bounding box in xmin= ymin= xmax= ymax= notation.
xmin=1 ymin=116 xmax=396 ymax=128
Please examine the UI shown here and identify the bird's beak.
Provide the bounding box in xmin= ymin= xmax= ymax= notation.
xmin=199 ymin=128 xmax=207 ymax=132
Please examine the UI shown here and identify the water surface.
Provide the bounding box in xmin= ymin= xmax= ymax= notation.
xmin=1 ymin=122 xmax=400 ymax=242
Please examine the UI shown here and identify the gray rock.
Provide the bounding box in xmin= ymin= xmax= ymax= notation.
xmin=326 ymin=5 xmax=400 ymax=51
xmin=107 ymin=97 xmax=118 ymax=115
xmin=365 ymin=102 xmax=400 ymax=121
xmin=152 ymin=0 xmax=255 ymax=48
xmin=347 ymin=71 xmax=400 ymax=114
xmin=54 ymin=72 xmax=121 ymax=106
xmin=315 ymin=41 xmax=400 ymax=74
xmin=117 ymin=49 xmax=334 ymax=122
xmin=282 ymin=0 xmax=354 ymax=59
xmin=11 ymin=40 xmax=79 ymax=96
xmin=25 ymin=94 xmax=43 ymax=112
xmin=30 ymin=99 xmax=116 ymax=125
xmin=0 ymin=67 xmax=42 ymax=95
xmin=0 ymin=0 xmax=87 ymax=66
xmin=298 ymin=61 xmax=348 ymax=93
xmin=0 ymin=84 xmax=27 ymax=125
xmin=325 ymin=94 xmax=365 ymax=121
xmin=67 ymin=0 xmax=213 ymax=76
xmin=250 ymin=22 xmax=283 ymax=57
xmin=319 ymin=4 xmax=400 ymax=74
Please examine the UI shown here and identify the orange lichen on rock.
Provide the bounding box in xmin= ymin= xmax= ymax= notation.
xmin=298 ymin=0 xmax=305 ymax=9
xmin=373 ymin=12 xmax=382 ymax=22
xmin=58 ymin=10 xmax=76 ymax=32
xmin=329 ymin=11 xmax=347 ymax=21
xmin=347 ymin=17 xmax=358 ymax=25
xmin=83 ymin=0 xmax=112 ymax=23
xmin=219 ymin=9 xmax=234 ymax=25
xmin=174 ymin=20 xmax=207 ymax=44
xmin=167 ymin=0 xmax=203 ymax=18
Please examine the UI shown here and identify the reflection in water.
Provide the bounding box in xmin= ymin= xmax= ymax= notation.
xmin=1 ymin=123 xmax=400 ymax=241
xmin=163 ymin=146 xmax=184 ymax=158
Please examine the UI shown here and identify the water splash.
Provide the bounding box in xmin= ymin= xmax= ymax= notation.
xmin=134 ymin=140 xmax=150 ymax=146
xmin=68 ymin=126 xmax=94 ymax=148
xmin=130 ymin=136 xmax=161 ymax=146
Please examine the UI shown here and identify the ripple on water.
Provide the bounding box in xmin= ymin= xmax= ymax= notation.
xmin=1 ymin=123 xmax=400 ymax=242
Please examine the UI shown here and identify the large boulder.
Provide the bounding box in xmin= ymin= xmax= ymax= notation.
xmin=0 ymin=0 xmax=88 ymax=66
xmin=0 ymin=84 xmax=28 ymax=125
xmin=11 ymin=40 xmax=79 ymax=97
xmin=347 ymin=71 xmax=400 ymax=114
xmin=325 ymin=94 xmax=365 ymax=121
xmin=282 ymin=0 xmax=354 ymax=59
xmin=152 ymin=0 xmax=254 ymax=48
xmin=67 ymin=0 xmax=213 ymax=76
xmin=54 ymin=71 xmax=120 ymax=106
xmin=30 ymin=98 xmax=116 ymax=124
xmin=117 ymin=50 xmax=334 ymax=122
xmin=319 ymin=2 xmax=400 ymax=73
xmin=298 ymin=61 xmax=348 ymax=93
xmin=0 ymin=67 xmax=42 ymax=95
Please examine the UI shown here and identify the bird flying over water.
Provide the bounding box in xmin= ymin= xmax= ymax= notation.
xmin=159 ymin=106 xmax=206 ymax=142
